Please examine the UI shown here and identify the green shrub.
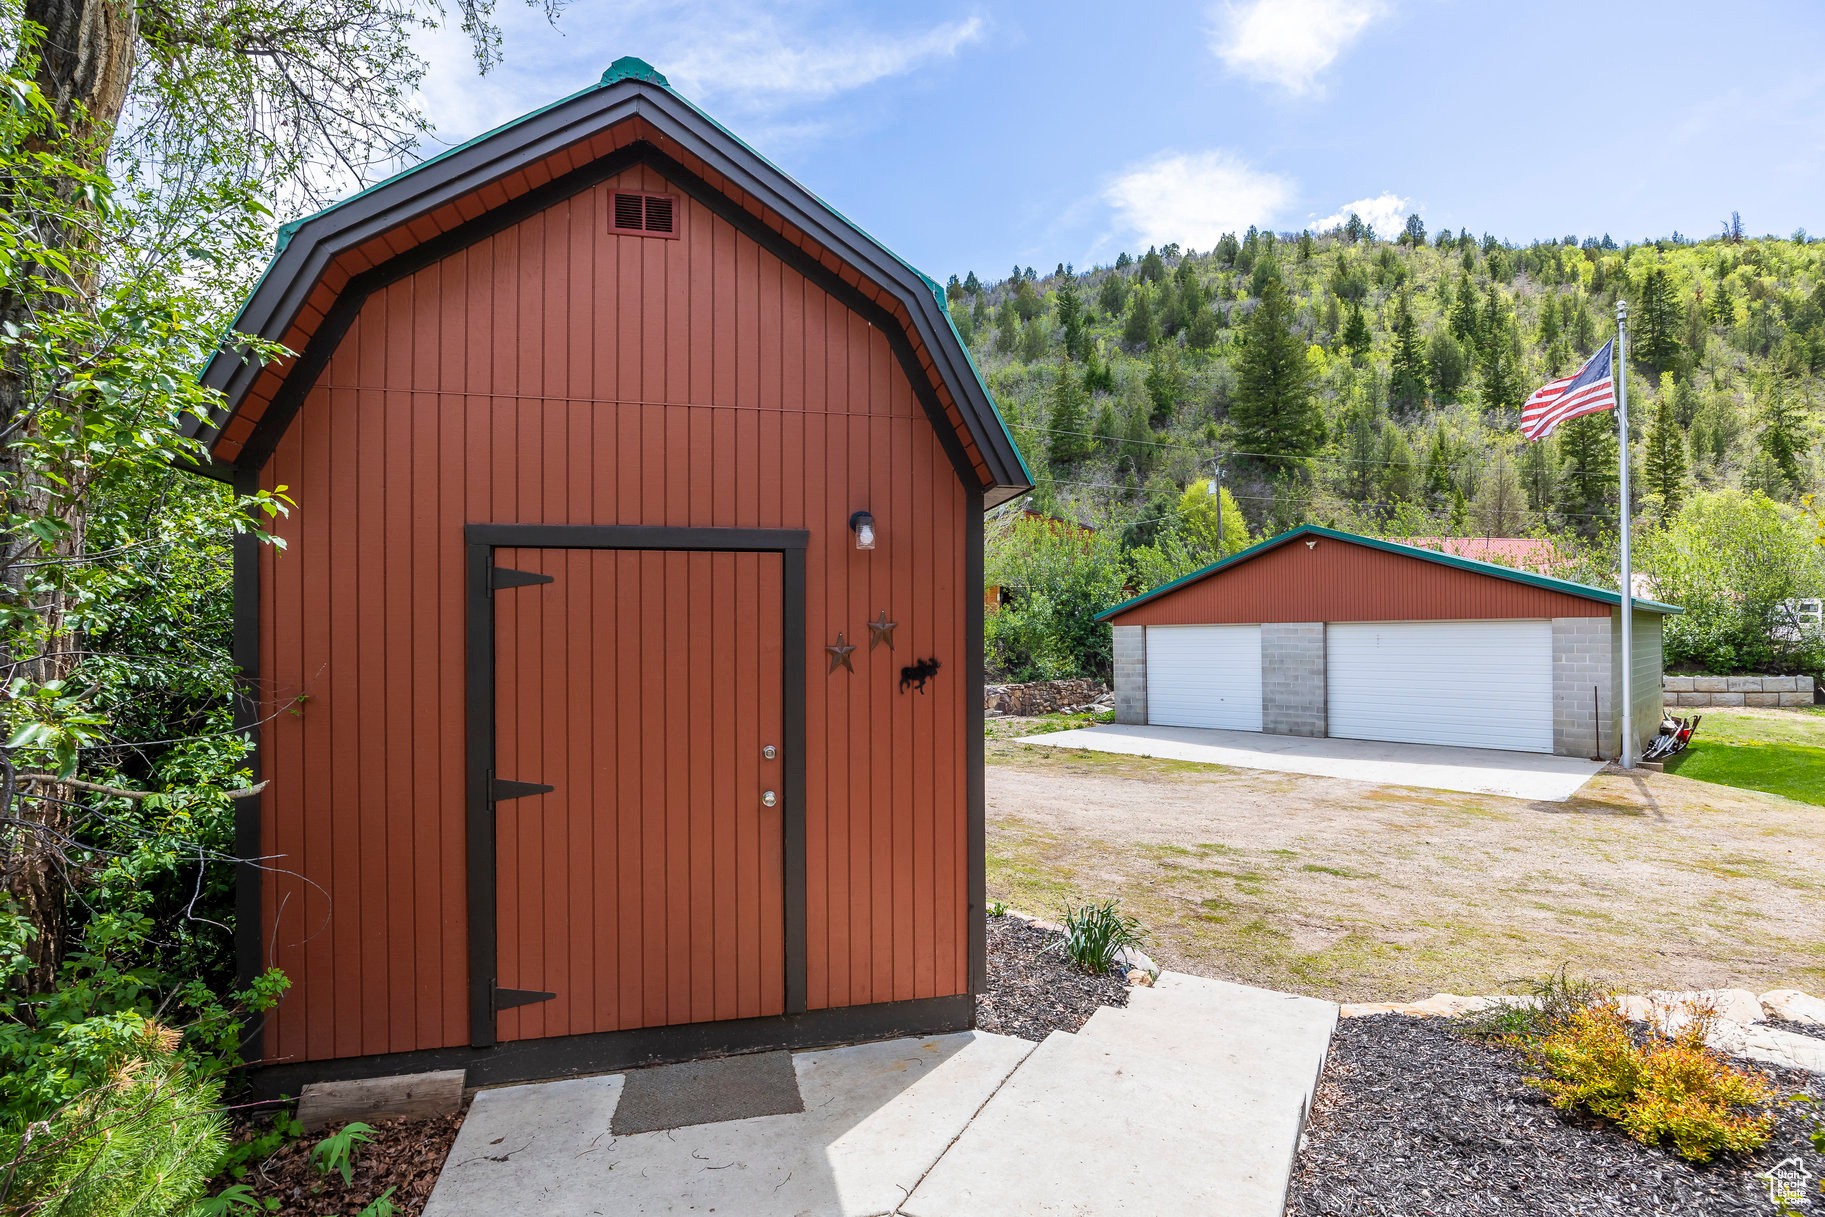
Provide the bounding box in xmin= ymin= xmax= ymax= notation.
xmin=0 ymin=1023 xmax=228 ymax=1216
xmin=1522 ymin=999 xmax=1775 ymax=1162
xmin=1046 ymin=899 xmax=1144 ymax=974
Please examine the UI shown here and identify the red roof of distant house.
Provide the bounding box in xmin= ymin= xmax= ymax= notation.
xmin=1404 ymin=537 xmax=1562 ymax=572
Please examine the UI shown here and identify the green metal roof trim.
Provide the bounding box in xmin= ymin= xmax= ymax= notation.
xmin=1093 ymin=524 xmax=1683 ymax=622
xmin=215 ymin=56 xmax=1030 ymax=485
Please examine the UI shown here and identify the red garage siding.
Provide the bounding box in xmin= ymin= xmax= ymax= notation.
xmin=1105 ymin=533 xmax=1610 ymax=627
xmin=254 ymin=162 xmax=971 ymax=1066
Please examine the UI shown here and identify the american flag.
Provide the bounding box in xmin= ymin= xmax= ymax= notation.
xmin=1520 ymin=338 xmax=1616 ymax=440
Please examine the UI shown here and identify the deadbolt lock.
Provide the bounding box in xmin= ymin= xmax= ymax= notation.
xmin=762 ymin=790 xmax=778 ymax=807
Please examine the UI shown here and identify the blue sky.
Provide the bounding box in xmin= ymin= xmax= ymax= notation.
xmin=413 ymin=0 xmax=1825 ymax=284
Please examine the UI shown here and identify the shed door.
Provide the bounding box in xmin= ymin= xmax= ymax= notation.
xmin=1146 ymin=625 xmax=1264 ymax=731
xmin=490 ymin=548 xmax=786 ymax=1042
xmin=1326 ymin=620 xmax=1553 ymax=753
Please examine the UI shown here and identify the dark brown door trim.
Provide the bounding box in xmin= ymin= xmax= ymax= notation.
xmin=464 ymin=524 xmax=811 ymax=1047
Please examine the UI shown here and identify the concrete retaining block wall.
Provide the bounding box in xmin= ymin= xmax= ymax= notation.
xmin=1664 ymin=673 xmax=1816 ymax=708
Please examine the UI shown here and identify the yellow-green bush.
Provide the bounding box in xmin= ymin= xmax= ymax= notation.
xmin=1523 ymin=1000 xmax=1775 ymax=1162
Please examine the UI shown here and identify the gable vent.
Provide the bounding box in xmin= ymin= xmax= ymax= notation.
xmin=611 ymin=190 xmax=681 ymax=239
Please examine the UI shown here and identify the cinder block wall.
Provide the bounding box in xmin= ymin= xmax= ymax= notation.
xmin=1112 ymin=625 xmax=1147 ymax=724
xmin=1552 ymin=617 xmax=1611 ymax=758
xmin=1613 ymin=609 xmax=1664 ymax=757
xmin=1261 ymin=623 xmax=1326 ymax=737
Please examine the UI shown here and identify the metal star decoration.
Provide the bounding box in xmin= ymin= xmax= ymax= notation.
xmin=867 ymin=609 xmax=898 ymax=651
xmin=826 ymin=632 xmax=857 ymax=674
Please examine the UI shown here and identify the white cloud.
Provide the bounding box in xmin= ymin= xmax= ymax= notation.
xmin=409 ymin=2 xmax=987 ymax=157
xmin=1209 ymin=0 xmax=1384 ymax=94
xmin=1103 ymin=151 xmax=1292 ymax=251
xmin=662 ymin=13 xmax=986 ymax=108
xmin=1311 ymin=192 xmax=1413 ymax=238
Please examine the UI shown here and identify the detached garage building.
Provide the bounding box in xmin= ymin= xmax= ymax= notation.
xmin=1097 ymin=526 xmax=1678 ymax=760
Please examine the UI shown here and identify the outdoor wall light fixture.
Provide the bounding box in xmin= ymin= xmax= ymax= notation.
xmin=850 ymin=510 xmax=876 ymax=550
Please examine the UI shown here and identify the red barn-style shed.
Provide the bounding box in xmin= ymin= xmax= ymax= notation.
xmin=189 ymin=58 xmax=1031 ymax=1088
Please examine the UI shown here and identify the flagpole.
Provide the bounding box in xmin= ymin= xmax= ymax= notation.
xmin=1616 ymin=299 xmax=1634 ymax=770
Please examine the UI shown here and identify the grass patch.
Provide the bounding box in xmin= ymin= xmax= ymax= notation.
xmin=1666 ymin=739 xmax=1825 ymax=805
xmin=1300 ymin=863 xmax=1378 ymax=879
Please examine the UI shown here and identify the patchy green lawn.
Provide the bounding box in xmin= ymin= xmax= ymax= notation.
xmin=986 ymin=713 xmax=1825 ymax=1004
xmin=1665 ymin=706 xmax=1825 ymax=805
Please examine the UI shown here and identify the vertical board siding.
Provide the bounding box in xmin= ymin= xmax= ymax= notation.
xmin=1108 ymin=536 xmax=1616 ymax=628
xmin=255 ymin=164 xmax=970 ymax=1063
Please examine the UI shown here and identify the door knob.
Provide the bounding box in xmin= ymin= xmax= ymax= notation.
xmin=762 ymin=745 xmax=777 ymax=760
xmin=762 ymin=790 xmax=777 ymax=807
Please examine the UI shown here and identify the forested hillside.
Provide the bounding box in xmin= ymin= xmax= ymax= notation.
xmin=959 ymin=218 xmax=1825 ymax=680
xmin=958 ymin=219 xmax=1821 ymax=541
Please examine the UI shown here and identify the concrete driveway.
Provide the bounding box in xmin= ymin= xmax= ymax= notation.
xmin=1018 ymin=723 xmax=1603 ymax=801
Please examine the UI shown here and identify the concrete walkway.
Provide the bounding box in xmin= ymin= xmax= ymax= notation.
xmin=1019 ymin=722 xmax=1604 ymax=801
xmin=422 ymin=973 xmax=1336 ymax=1217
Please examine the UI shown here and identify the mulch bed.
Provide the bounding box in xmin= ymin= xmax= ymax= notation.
xmin=974 ymin=913 xmax=1130 ymax=1040
xmin=1287 ymin=1015 xmax=1825 ymax=1217
xmin=213 ymin=1101 xmax=470 ymax=1217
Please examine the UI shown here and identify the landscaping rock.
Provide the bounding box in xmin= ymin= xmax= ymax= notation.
xmin=1694 ymin=675 xmax=1729 ymax=693
xmin=1761 ymin=989 xmax=1825 ymax=1025
xmin=1111 ymin=945 xmax=1157 ymax=977
xmin=983 ymin=678 xmax=1108 ymax=718
xmin=1706 ymin=1020 xmax=1825 ymax=1074
xmin=1339 ymin=994 xmax=1536 ymax=1019
xmin=1643 ymin=987 xmax=1765 ymax=1024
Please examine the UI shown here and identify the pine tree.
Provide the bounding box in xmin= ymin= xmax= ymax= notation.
xmin=994 ymin=298 xmax=1018 ymax=353
xmin=1139 ymin=247 xmax=1166 ymax=283
xmin=1427 ymin=329 xmax=1468 ymax=397
xmin=1553 ymin=412 xmax=1619 ymax=533
xmin=1400 ymin=213 xmax=1426 ymax=247
xmin=945 ymin=274 xmax=963 ymax=302
xmin=1758 ymin=376 xmax=1810 ymax=496
xmin=963 ymin=270 xmax=982 ymax=296
xmin=1098 ymin=272 xmax=1128 ymax=316
xmin=1642 ymin=391 xmax=1688 ymax=512
xmin=1057 ymin=279 xmax=1086 ymax=360
xmin=1019 ymin=315 xmax=1048 ymax=362
xmin=1538 ymin=294 xmax=1561 ymax=348
xmin=1123 ymin=288 xmax=1159 ymax=350
xmin=1013 ymin=277 xmax=1043 ymax=321
xmin=1633 ymin=266 xmax=1682 ymax=374
xmin=1214 ymin=232 xmax=1240 ymax=266
xmin=1341 ymin=301 xmax=1371 ymax=358
xmin=1231 ymin=277 xmax=1322 ymax=460
xmin=1046 ymin=367 xmax=1091 ymax=464
xmin=1388 ymin=301 xmax=1426 ymax=408
xmin=971 ymin=293 xmax=989 ymax=333
xmin=1143 ymin=348 xmax=1185 ymax=426
xmin=1449 ymin=274 xmax=1480 ymax=343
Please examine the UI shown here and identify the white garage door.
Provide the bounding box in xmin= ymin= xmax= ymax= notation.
xmin=1146 ymin=625 xmax=1263 ymax=731
xmin=1326 ymin=621 xmax=1553 ymax=753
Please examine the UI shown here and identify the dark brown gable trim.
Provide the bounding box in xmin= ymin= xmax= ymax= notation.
xmin=226 ymin=140 xmax=979 ymax=494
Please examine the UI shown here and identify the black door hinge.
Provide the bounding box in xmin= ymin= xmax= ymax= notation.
xmin=488 ymin=770 xmax=553 ymax=803
xmin=489 ymin=566 xmax=554 ymax=595
xmin=492 ymin=980 xmax=557 ymax=1014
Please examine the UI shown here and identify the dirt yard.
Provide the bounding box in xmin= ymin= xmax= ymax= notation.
xmin=985 ymin=717 xmax=1825 ymax=1004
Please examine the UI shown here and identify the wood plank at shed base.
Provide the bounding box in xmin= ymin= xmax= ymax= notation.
xmin=297 ymin=1069 xmax=466 ymax=1132
xmin=249 ymin=994 xmax=973 ymax=1098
